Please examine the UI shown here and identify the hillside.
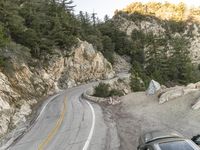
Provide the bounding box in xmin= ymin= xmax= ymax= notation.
xmin=122 ymin=2 xmax=200 ymax=22
xmin=0 ymin=0 xmax=116 ymax=140
xmin=1 ymin=0 xmax=200 ymax=145
xmin=112 ymin=2 xmax=200 ymax=90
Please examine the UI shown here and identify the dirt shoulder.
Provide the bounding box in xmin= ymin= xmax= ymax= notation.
xmin=102 ymin=91 xmax=200 ymax=150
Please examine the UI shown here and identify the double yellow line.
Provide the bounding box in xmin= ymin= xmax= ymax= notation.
xmin=38 ymin=96 xmax=67 ymax=150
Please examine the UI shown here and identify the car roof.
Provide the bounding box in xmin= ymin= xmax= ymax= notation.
xmin=152 ymin=138 xmax=200 ymax=150
xmin=142 ymin=130 xmax=183 ymax=144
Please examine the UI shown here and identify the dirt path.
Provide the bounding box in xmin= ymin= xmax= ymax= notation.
xmin=103 ymin=91 xmax=200 ymax=150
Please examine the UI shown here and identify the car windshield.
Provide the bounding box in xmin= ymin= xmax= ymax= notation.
xmin=159 ymin=140 xmax=194 ymax=150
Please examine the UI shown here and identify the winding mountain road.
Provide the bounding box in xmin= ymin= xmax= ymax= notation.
xmin=9 ymin=83 xmax=109 ymax=150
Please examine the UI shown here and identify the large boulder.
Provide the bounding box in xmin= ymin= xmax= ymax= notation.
xmin=147 ymin=80 xmax=161 ymax=95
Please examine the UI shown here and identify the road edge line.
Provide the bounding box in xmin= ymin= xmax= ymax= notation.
xmin=82 ymin=100 xmax=96 ymax=150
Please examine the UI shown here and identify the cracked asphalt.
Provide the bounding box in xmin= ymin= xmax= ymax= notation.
xmin=9 ymin=84 xmax=118 ymax=150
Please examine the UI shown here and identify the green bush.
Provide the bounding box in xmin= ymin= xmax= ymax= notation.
xmin=109 ymin=89 xmax=124 ymax=97
xmin=130 ymin=69 xmax=146 ymax=92
xmin=130 ymin=76 xmax=145 ymax=92
xmin=168 ymin=20 xmax=186 ymax=33
xmin=85 ymin=35 xmax=103 ymax=51
xmin=0 ymin=56 xmax=5 ymax=67
xmin=0 ymin=25 xmax=9 ymax=47
xmin=94 ymin=82 xmax=124 ymax=98
xmin=102 ymin=36 xmax=115 ymax=64
xmin=94 ymin=82 xmax=110 ymax=98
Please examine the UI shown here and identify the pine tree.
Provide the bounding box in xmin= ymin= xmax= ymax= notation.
xmin=104 ymin=15 xmax=109 ymax=22
xmin=168 ymin=37 xmax=193 ymax=84
xmin=91 ymin=12 xmax=97 ymax=27
xmin=0 ymin=25 xmax=9 ymax=47
xmin=56 ymin=0 xmax=75 ymax=12
xmin=102 ymin=36 xmax=115 ymax=63
xmin=145 ymin=34 xmax=169 ymax=83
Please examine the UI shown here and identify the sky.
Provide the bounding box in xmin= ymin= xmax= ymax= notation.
xmin=73 ymin=0 xmax=200 ymax=20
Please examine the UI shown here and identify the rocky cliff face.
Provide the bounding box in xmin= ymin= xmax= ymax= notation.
xmin=58 ymin=40 xmax=114 ymax=88
xmin=113 ymin=14 xmax=200 ymax=64
xmin=114 ymin=15 xmax=165 ymax=37
xmin=112 ymin=53 xmax=131 ymax=73
xmin=0 ymin=40 xmax=114 ymax=137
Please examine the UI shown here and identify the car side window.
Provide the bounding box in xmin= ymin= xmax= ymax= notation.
xmin=138 ymin=145 xmax=154 ymax=150
xmin=143 ymin=145 xmax=153 ymax=150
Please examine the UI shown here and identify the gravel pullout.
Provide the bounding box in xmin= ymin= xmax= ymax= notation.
xmin=102 ymin=91 xmax=200 ymax=150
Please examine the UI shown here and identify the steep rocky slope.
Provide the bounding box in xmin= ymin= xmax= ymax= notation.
xmin=113 ymin=14 xmax=200 ymax=64
xmin=0 ymin=40 xmax=114 ymax=137
xmin=58 ymin=40 xmax=114 ymax=88
xmin=112 ymin=53 xmax=131 ymax=73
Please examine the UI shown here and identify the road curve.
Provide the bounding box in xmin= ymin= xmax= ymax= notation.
xmin=9 ymin=83 xmax=108 ymax=150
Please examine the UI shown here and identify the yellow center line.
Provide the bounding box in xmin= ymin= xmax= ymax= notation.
xmin=38 ymin=96 xmax=67 ymax=150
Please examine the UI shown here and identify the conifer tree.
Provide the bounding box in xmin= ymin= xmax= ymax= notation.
xmin=168 ymin=37 xmax=193 ymax=84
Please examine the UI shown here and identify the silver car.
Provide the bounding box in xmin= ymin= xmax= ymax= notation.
xmin=137 ymin=130 xmax=200 ymax=150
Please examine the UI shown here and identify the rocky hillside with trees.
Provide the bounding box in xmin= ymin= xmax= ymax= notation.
xmin=1 ymin=0 xmax=200 ymax=143
xmin=113 ymin=2 xmax=200 ymax=90
xmin=122 ymin=2 xmax=200 ymax=22
xmin=0 ymin=39 xmax=114 ymax=138
xmin=0 ymin=0 xmax=116 ymax=139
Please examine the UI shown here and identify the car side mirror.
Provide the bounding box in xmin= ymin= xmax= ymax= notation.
xmin=192 ymin=135 xmax=200 ymax=145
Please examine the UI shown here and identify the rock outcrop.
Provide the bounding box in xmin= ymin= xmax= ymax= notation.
xmin=112 ymin=53 xmax=131 ymax=73
xmin=104 ymin=74 xmax=132 ymax=95
xmin=114 ymin=15 xmax=165 ymax=37
xmin=158 ymin=82 xmax=200 ymax=108
xmin=58 ymin=40 xmax=115 ymax=88
xmin=0 ymin=40 xmax=114 ymax=137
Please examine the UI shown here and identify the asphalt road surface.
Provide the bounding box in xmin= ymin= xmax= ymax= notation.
xmin=9 ymin=83 xmax=109 ymax=150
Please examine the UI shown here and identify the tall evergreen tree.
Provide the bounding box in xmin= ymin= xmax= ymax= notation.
xmin=104 ymin=15 xmax=109 ymax=22
xmin=91 ymin=12 xmax=97 ymax=26
xmin=168 ymin=37 xmax=193 ymax=84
